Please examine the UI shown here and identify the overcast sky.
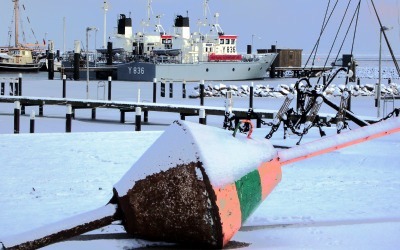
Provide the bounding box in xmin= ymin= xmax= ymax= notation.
xmin=1 ymin=0 xmax=400 ymax=56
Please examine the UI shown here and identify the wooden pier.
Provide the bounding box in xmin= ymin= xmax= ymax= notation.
xmin=0 ymin=95 xmax=378 ymax=130
xmin=0 ymin=96 xmax=273 ymax=125
xmin=268 ymin=66 xmax=333 ymax=78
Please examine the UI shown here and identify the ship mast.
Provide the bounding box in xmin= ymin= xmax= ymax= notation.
xmin=13 ymin=0 xmax=19 ymax=47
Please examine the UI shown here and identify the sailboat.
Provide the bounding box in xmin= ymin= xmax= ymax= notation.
xmin=0 ymin=0 xmax=41 ymax=72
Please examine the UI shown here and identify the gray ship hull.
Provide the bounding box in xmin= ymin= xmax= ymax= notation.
xmin=117 ymin=54 xmax=276 ymax=82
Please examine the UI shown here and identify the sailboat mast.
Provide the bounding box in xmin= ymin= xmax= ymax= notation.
xmin=13 ymin=0 xmax=19 ymax=47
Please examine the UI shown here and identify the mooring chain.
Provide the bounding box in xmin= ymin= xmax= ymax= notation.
xmin=336 ymin=89 xmax=351 ymax=134
xmin=265 ymin=94 xmax=294 ymax=139
xmin=377 ymin=108 xmax=400 ymax=122
xmin=296 ymin=95 xmax=324 ymax=145
xmin=223 ymin=111 xmax=236 ymax=131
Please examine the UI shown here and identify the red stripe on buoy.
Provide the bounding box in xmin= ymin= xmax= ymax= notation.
xmin=214 ymin=183 xmax=242 ymax=246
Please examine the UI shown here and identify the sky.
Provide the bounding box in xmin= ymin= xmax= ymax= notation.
xmin=1 ymin=0 xmax=400 ymax=56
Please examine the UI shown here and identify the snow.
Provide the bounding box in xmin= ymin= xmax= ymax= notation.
xmin=279 ymin=117 xmax=400 ymax=164
xmin=115 ymin=121 xmax=276 ymax=195
xmin=2 ymin=204 xmax=117 ymax=248
xmin=0 ymin=73 xmax=400 ymax=249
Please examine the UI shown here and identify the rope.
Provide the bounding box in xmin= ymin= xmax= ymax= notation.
xmin=370 ymin=0 xmax=400 ymax=77
xmin=304 ymin=0 xmax=339 ymax=70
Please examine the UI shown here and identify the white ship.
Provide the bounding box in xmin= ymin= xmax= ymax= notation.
xmin=114 ymin=0 xmax=277 ymax=82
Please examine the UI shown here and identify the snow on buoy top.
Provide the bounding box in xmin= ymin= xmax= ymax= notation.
xmin=114 ymin=120 xmax=277 ymax=196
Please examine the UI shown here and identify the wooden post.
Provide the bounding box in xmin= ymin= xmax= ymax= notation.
xmin=199 ymin=108 xmax=206 ymax=125
xmin=9 ymin=81 xmax=13 ymax=96
xmin=106 ymin=42 xmax=113 ymax=65
xmin=135 ymin=107 xmax=142 ymax=131
xmin=39 ymin=105 xmax=44 ymax=116
xmin=14 ymin=101 xmax=20 ymax=134
xmin=66 ymin=104 xmax=72 ymax=133
xmin=182 ymin=80 xmax=186 ymax=98
xmin=144 ymin=110 xmax=149 ymax=123
xmin=91 ymin=108 xmax=96 ymax=120
xmin=73 ymin=40 xmax=81 ymax=81
xmin=21 ymin=104 xmax=25 ymax=115
xmin=30 ymin=110 xmax=35 ymax=133
xmin=48 ymin=41 xmax=55 ymax=80
xmin=14 ymin=79 xmax=18 ymax=96
xmin=152 ymin=78 xmax=157 ymax=103
xmin=62 ymin=74 xmax=67 ymax=98
xmin=108 ymin=76 xmax=112 ymax=101
xmin=161 ymin=80 xmax=165 ymax=97
xmin=200 ymin=80 xmax=205 ymax=106
xmin=169 ymin=81 xmax=173 ymax=98
xmin=120 ymin=110 xmax=126 ymax=123
xmin=18 ymin=73 xmax=22 ymax=96
xmin=249 ymin=82 xmax=254 ymax=109
xmin=257 ymin=118 xmax=262 ymax=128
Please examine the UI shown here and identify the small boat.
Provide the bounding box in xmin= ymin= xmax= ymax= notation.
xmin=0 ymin=0 xmax=42 ymax=72
xmin=0 ymin=47 xmax=41 ymax=72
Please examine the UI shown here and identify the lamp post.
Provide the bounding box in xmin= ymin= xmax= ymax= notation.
xmin=378 ymin=26 xmax=392 ymax=117
xmin=86 ymin=26 xmax=97 ymax=99
xmin=95 ymin=28 xmax=98 ymax=68
xmin=102 ymin=1 xmax=110 ymax=49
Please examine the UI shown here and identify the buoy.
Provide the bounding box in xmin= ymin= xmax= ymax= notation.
xmin=2 ymin=118 xmax=400 ymax=249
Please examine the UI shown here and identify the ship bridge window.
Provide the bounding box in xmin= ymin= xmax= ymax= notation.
xmin=225 ymin=39 xmax=230 ymax=44
xmin=162 ymin=39 xmax=172 ymax=44
xmin=220 ymin=39 xmax=224 ymax=44
xmin=231 ymin=39 xmax=235 ymax=45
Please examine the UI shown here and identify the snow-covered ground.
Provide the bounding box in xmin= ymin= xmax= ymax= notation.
xmin=1 ymin=73 xmax=400 ymax=249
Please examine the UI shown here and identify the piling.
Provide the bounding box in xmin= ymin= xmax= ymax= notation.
xmin=21 ymin=104 xmax=25 ymax=115
xmin=62 ymin=74 xmax=67 ymax=98
xmin=249 ymin=82 xmax=254 ymax=109
xmin=107 ymin=42 xmax=113 ymax=65
xmin=169 ymin=81 xmax=173 ymax=98
xmin=257 ymin=118 xmax=262 ymax=128
xmin=269 ymin=45 xmax=277 ymax=78
xmin=9 ymin=81 xmax=14 ymax=96
xmin=1 ymin=80 xmax=4 ymax=95
xmin=108 ymin=76 xmax=112 ymax=100
xmin=66 ymin=104 xmax=72 ymax=133
xmin=152 ymin=78 xmax=157 ymax=103
xmin=199 ymin=109 xmax=206 ymax=125
xmin=48 ymin=41 xmax=55 ymax=80
xmin=200 ymin=80 xmax=205 ymax=106
xmin=39 ymin=105 xmax=44 ymax=116
xmin=374 ymin=82 xmax=379 ymax=108
xmin=182 ymin=80 xmax=186 ymax=98
xmin=91 ymin=108 xmax=96 ymax=120
xmin=135 ymin=107 xmax=142 ymax=131
xmin=73 ymin=40 xmax=81 ymax=81
xmin=18 ymin=73 xmax=22 ymax=96
xmin=14 ymin=78 xmax=19 ymax=96
xmin=30 ymin=110 xmax=35 ymax=133
xmin=161 ymin=80 xmax=166 ymax=97
xmin=14 ymin=101 xmax=20 ymax=134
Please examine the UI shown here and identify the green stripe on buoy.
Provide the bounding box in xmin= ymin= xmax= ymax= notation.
xmin=235 ymin=169 xmax=262 ymax=222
